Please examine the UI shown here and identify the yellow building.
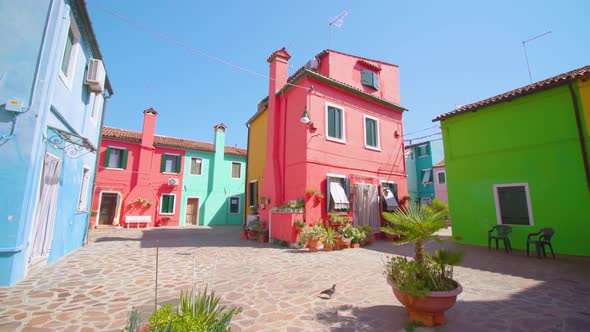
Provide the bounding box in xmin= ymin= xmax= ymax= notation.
xmin=244 ymin=98 xmax=268 ymax=222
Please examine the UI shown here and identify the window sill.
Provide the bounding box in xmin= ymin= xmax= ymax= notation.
xmin=162 ymin=172 xmax=180 ymax=175
xmin=326 ymin=137 xmax=347 ymax=144
xmin=159 ymin=213 xmax=175 ymax=216
xmin=59 ymin=71 xmax=73 ymax=92
xmin=189 ymin=173 xmax=203 ymax=176
xmin=105 ymin=167 xmax=125 ymax=171
xmin=365 ymin=145 xmax=381 ymax=151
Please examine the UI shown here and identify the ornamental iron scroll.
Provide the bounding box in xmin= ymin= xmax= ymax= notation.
xmin=46 ymin=127 xmax=96 ymax=159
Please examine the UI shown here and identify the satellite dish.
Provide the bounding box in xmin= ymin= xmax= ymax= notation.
xmin=304 ymin=57 xmax=320 ymax=71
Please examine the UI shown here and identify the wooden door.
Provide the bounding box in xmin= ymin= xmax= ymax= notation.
xmin=186 ymin=198 xmax=199 ymax=225
xmin=99 ymin=193 xmax=118 ymax=225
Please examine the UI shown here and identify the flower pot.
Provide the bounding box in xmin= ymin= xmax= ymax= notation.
xmin=247 ymin=230 xmax=258 ymax=239
xmin=323 ymin=243 xmax=334 ymax=251
xmin=387 ymin=278 xmax=462 ymax=327
xmin=256 ymin=233 xmax=267 ymax=243
xmin=336 ymin=237 xmax=351 ymax=249
xmin=308 ymin=238 xmax=321 ymax=252
xmin=351 ymin=243 xmax=360 ymax=248
xmin=384 ymin=233 xmax=400 ymax=241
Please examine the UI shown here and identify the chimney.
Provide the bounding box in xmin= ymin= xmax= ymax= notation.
xmin=267 ymin=47 xmax=291 ymax=98
xmin=141 ymin=108 xmax=158 ymax=147
xmin=211 ymin=123 xmax=227 ymax=190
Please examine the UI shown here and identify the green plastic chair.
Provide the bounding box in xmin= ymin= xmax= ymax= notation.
xmin=527 ymin=228 xmax=555 ymax=259
xmin=488 ymin=225 xmax=512 ymax=253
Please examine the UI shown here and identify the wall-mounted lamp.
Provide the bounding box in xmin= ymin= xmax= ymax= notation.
xmin=394 ymin=130 xmax=400 ymax=139
xmin=300 ymin=107 xmax=316 ymax=131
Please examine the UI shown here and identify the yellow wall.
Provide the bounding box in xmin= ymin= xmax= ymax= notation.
xmin=578 ymin=79 xmax=590 ymax=136
xmin=246 ymin=109 xmax=268 ymax=215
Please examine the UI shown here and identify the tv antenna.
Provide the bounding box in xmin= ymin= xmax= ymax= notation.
xmin=522 ymin=31 xmax=552 ymax=84
xmin=328 ymin=10 xmax=349 ymax=49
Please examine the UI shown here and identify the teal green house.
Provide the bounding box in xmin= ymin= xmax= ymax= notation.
xmin=433 ymin=65 xmax=590 ymax=256
xmin=179 ymin=124 xmax=247 ymax=226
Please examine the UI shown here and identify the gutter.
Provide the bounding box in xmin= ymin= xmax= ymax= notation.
xmin=243 ymin=122 xmax=251 ymax=226
xmin=568 ymin=82 xmax=590 ymax=192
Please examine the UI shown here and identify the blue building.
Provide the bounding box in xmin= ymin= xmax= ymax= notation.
xmin=0 ymin=0 xmax=113 ymax=286
xmin=405 ymin=140 xmax=444 ymax=205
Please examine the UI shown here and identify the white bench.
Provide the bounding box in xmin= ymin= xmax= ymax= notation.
xmin=125 ymin=215 xmax=152 ymax=228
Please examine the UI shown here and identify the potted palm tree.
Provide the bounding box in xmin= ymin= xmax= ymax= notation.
xmin=323 ymin=225 xmax=338 ymax=251
xmin=381 ymin=204 xmax=463 ymax=327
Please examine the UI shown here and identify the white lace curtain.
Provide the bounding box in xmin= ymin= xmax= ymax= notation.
xmin=353 ymin=183 xmax=380 ymax=234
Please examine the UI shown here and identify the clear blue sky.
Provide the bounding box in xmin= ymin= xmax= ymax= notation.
xmin=87 ymin=0 xmax=589 ymax=148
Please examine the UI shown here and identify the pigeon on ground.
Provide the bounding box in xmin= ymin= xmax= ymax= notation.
xmin=319 ymin=284 xmax=336 ymax=299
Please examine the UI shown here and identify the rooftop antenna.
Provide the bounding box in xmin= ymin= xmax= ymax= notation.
xmin=522 ymin=31 xmax=552 ymax=84
xmin=328 ymin=10 xmax=349 ymax=49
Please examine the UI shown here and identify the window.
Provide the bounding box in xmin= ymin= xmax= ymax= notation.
xmin=231 ymin=162 xmax=241 ymax=178
xmin=190 ymin=157 xmax=202 ymax=175
xmin=420 ymin=197 xmax=432 ymax=205
xmin=421 ymin=169 xmax=432 ymax=184
xmin=437 ymin=171 xmax=446 ymax=184
xmin=91 ymin=94 xmax=103 ymax=121
xmin=229 ymin=196 xmax=240 ymax=214
xmin=361 ymin=69 xmax=379 ymax=90
xmin=160 ymin=194 xmax=175 ymax=214
xmin=326 ymin=175 xmax=350 ymax=213
xmin=161 ymin=154 xmax=181 ymax=173
xmin=417 ymin=144 xmax=430 ymax=157
xmin=77 ymin=167 xmax=91 ymax=211
xmin=494 ymin=184 xmax=534 ymax=226
xmin=326 ymin=104 xmax=345 ymax=142
xmin=104 ymin=147 xmax=128 ymax=169
xmin=248 ymin=181 xmax=258 ymax=207
xmin=381 ymin=181 xmax=399 ymax=212
xmin=364 ymin=115 xmax=380 ymax=149
xmin=59 ymin=16 xmax=80 ymax=88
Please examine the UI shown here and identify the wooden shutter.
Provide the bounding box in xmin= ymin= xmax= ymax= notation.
xmin=328 ymin=107 xmax=335 ymax=137
xmin=161 ymin=195 xmax=168 ymax=213
xmin=334 ymin=108 xmax=341 ymax=139
xmin=361 ymin=70 xmax=372 ymax=86
xmin=121 ymin=149 xmax=128 ymax=169
xmin=366 ymin=118 xmax=375 ymax=146
xmin=373 ymin=73 xmax=379 ymax=90
xmin=175 ymin=155 xmax=181 ymax=173
xmin=326 ymin=177 xmax=332 ymax=212
xmin=392 ymin=183 xmax=398 ymax=201
xmin=344 ymin=178 xmax=350 ymax=210
xmin=104 ymin=147 xmax=111 ymax=167
xmin=161 ymin=154 xmax=167 ymax=172
xmin=498 ymin=186 xmax=529 ymax=225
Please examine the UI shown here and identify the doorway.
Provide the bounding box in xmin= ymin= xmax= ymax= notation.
xmin=98 ymin=193 xmax=119 ymax=225
xmin=185 ymin=198 xmax=200 ymax=226
xmin=353 ymin=183 xmax=380 ymax=233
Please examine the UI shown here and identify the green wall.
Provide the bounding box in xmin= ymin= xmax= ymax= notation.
xmin=441 ymin=83 xmax=590 ymax=256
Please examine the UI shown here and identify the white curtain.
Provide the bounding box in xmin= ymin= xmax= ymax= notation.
xmin=29 ymin=154 xmax=61 ymax=262
xmin=353 ymin=183 xmax=380 ymax=233
xmin=330 ymin=181 xmax=349 ymax=210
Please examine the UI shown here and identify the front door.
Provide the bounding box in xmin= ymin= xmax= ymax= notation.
xmin=186 ymin=198 xmax=199 ymax=225
xmin=99 ymin=193 xmax=118 ymax=225
xmin=353 ymin=183 xmax=380 ymax=233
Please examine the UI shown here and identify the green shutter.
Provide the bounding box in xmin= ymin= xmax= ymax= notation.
xmin=121 ymin=149 xmax=128 ymax=169
xmin=175 ymin=155 xmax=181 ymax=173
xmin=161 ymin=196 xmax=167 ymax=213
xmin=328 ymin=107 xmax=335 ymax=137
xmin=427 ymin=144 xmax=431 ymax=156
xmin=168 ymin=195 xmax=175 ymax=213
xmin=392 ymin=183 xmax=398 ymax=201
xmin=335 ymin=109 xmax=341 ymax=139
xmin=498 ymin=186 xmax=529 ymax=225
xmin=104 ymin=147 xmax=111 ymax=167
xmin=344 ymin=178 xmax=350 ymax=210
xmin=161 ymin=154 xmax=167 ymax=172
xmin=326 ymin=177 xmax=331 ymax=212
xmin=373 ymin=73 xmax=379 ymax=90
xmin=361 ymin=70 xmax=372 ymax=86
xmin=366 ymin=118 xmax=375 ymax=146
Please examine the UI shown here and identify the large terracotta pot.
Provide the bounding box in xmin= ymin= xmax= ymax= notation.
xmin=308 ymin=239 xmax=321 ymax=252
xmin=387 ymin=278 xmax=462 ymax=327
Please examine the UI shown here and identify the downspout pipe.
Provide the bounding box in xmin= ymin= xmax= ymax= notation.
xmin=568 ymin=82 xmax=590 ymax=193
xmin=244 ymin=122 xmax=251 ymax=227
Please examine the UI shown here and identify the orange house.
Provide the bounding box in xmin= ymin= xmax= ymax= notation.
xmin=247 ymin=49 xmax=408 ymax=243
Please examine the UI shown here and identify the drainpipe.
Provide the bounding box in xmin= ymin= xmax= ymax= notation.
xmin=568 ymin=82 xmax=590 ymax=193
xmin=244 ymin=122 xmax=251 ymax=227
xmin=84 ymin=92 xmax=112 ymax=245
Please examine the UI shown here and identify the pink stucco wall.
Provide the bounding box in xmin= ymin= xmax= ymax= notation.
xmin=433 ymin=165 xmax=448 ymax=203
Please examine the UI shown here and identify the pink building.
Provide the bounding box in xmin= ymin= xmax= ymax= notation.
xmin=91 ymin=109 xmax=184 ymax=228
xmin=432 ymin=160 xmax=448 ymax=204
xmin=249 ymin=49 xmax=407 ymax=242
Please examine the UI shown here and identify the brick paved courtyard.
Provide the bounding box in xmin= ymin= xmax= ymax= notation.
xmin=1 ymin=226 xmax=590 ymax=331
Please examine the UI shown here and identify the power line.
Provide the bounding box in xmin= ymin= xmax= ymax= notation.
xmin=403 ymin=125 xmax=440 ymax=137
xmin=404 ymin=132 xmax=442 ymax=142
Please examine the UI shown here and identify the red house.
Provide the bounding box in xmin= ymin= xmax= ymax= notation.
xmin=247 ymin=49 xmax=408 ymax=243
xmin=91 ymin=109 xmax=185 ymax=228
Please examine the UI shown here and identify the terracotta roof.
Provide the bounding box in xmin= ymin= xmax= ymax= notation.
xmin=101 ymin=127 xmax=247 ymax=157
xmin=433 ymin=65 xmax=590 ymax=122
xmin=358 ymin=59 xmax=382 ymax=72
xmin=433 ymin=160 xmax=445 ymax=167
xmin=267 ymin=47 xmax=291 ymax=63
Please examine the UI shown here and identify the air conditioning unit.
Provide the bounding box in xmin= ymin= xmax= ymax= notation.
xmin=85 ymin=59 xmax=106 ymax=93
xmin=304 ymin=57 xmax=320 ymax=71
xmin=168 ymin=178 xmax=179 ymax=186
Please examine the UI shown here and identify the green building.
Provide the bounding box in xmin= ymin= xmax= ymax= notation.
xmin=179 ymin=124 xmax=247 ymax=226
xmin=433 ymin=65 xmax=590 ymax=256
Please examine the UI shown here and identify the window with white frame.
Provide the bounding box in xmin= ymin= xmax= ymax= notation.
xmin=421 ymin=169 xmax=432 ymax=184
xmin=231 ymin=162 xmax=241 ymax=178
xmin=326 ymin=104 xmax=345 ymax=142
xmin=437 ymin=171 xmax=446 ymax=184
xmin=59 ymin=16 xmax=80 ymax=87
xmin=161 ymin=154 xmax=180 ymax=173
xmin=229 ymin=196 xmax=240 ymax=214
xmin=326 ymin=175 xmax=350 ymax=213
xmin=364 ymin=115 xmax=380 ymax=149
xmin=77 ymin=167 xmax=91 ymax=211
xmin=105 ymin=147 xmax=128 ymax=169
xmin=248 ymin=181 xmax=258 ymax=207
xmin=494 ymin=184 xmax=534 ymax=226
xmin=190 ymin=157 xmax=202 ymax=175
xmin=417 ymin=144 xmax=429 ymax=157
xmin=160 ymin=194 xmax=175 ymax=214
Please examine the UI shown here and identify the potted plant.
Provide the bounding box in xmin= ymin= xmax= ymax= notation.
xmin=350 ymin=227 xmax=366 ymax=248
xmin=382 ymin=203 xmax=463 ymax=327
xmin=337 ymin=224 xmax=355 ymax=249
xmin=323 ymin=225 xmax=338 ymax=251
xmin=356 ymin=225 xmax=374 ymax=245
xmin=382 ymin=220 xmax=401 ymax=241
xmin=245 ymin=218 xmax=262 ymax=239
xmin=299 ymin=224 xmax=326 ymax=252
xmin=294 ymin=219 xmax=306 ymax=232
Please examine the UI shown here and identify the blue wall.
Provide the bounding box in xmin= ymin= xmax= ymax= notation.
xmin=406 ymin=140 xmax=444 ymax=204
xmin=0 ymin=0 xmax=109 ymax=286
